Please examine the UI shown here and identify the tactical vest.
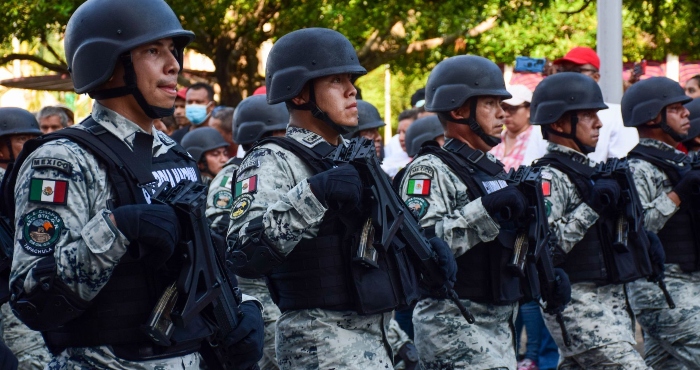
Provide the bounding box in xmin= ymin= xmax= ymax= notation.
xmin=255 ymin=137 xmax=419 ymax=314
xmin=534 ymin=152 xmax=651 ymax=284
xmin=628 ymin=145 xmax=700 ymax=272
xmin=414 ymin=141 xmax=522 ymax=304
xmin=3 ymin=117 xmax=208 ymax=360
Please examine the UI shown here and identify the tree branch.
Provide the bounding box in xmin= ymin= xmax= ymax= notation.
xmin=0 ymin=53 xmax=69 ymax=73
xmin=560 ymin=0 xmax=593 ymax=15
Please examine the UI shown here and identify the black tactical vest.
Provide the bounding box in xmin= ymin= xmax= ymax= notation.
xmin=414 ymin=141 xmax=522 ymax=304
xmin=4 ymin=117 xmax=208 ymax=360
xmin=256 ymin=136 xmax=420 ymax=314
xmin=628 ymin=144 xmax=700 ymax=272
xmin=535 ymin=152 xmax=651 ymax=284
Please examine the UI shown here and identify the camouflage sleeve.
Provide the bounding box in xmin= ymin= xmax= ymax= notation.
xmin=10 ymin=140 xmax=129 ymax=302
xmin=628 ymin=158 xmax=678 ymax=233
xmin=206 ymin=164 xmax=238 ymax=234
xmin=399 ymin=155 xmax=499 ymax=257
xmin=226 ymin=145 xmax=326 ymax=256
xmin=544 ymin=167 xmax=599 ymax=254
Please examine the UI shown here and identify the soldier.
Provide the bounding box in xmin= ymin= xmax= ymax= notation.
xmin=404 ymin=115 xmax=444 ymax=158
xmin=345 ymin=100 xmax=386 ymax=158
xmin=234 ymin=94 xmax=289 ymax=152
xmin=226 ymin=27 xmax=455 ymax=370
xmin=2 ymin=0 xmax=264 ymax=368
xmin=399 ymin=55 xmax=568 ymax=369
xmin=622 ymin=77 xmax=700 ymax=369
xmin=529 ymin=72 xmax=653 ymax=369
xmin=680 ymin=98 xmax=700 ymax=154
xmin=181 ymin=127 xmax=230 ymax=186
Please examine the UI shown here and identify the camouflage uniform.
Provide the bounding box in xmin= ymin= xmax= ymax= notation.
xmin=9 ymin=102 xmax=257 ymax=369
xmin=398 ymin=141 xmax=517 ymax=370
xmin=627 ymin=138 xmax=700 ymax=369
xmin=208 ymin=162 xmax=282 ymax=370
xmin=539 ymin=143 xmax=649 ymax=369
xmin=227 ymin=126 xmax=394 ymax=370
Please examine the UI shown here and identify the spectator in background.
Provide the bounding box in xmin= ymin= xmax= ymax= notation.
xmin=522 ymin=47 xmax=639 ymax=165
xmin=173 ymin=87 xmax=190 ymax=128
xmin=684 ymin=75 xmax=700 ymax=99
xmin=209 ymin=106 xmax=239 ymax=158
xmin=170 ymin=82 xmax=217 ymax=143
xmin=153 ymin=115 xmax=177 ymax=136
xmin=382 ymin=108 xmax=419 ymax=178
xmin=490 ymin=85 xmax=533 ymax=171
xmin=36 ymin=105 xmax=71 ymax=134
xmin=681 ymin=98 xmax=700 ymax=153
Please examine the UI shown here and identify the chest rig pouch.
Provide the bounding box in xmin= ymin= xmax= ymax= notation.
xmin=628 ymin=145 xmax=700 ymax=272
xmin=254 ymin=137 xmax=419 ymax=315
xmin=5 ymin=117 xmax=208 ymax=361
xmin=416 ymin=141 xmax=522 ymax=304
xmin=535 ymin=152 xmax=650 ymax=284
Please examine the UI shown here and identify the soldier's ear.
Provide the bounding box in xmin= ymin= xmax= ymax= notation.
xmin=450 ymin=100 xmax=471 ymax=120
xmin=290 ymin=83 xmax=310 ymax=106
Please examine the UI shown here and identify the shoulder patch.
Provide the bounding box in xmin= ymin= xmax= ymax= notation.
xmin=31 ymin=158 xmax=73 ymax=175
xmin=213 ymin=190 xmax=234 ymax=209
xmin=29 ymin=178 xmax=69 ymax=204
xmin=301 ymin=133 xmax=323 ymax=147
xmin=544 ymin=199 xmax=552 ymax=217
xmin=406 ymin=178 xmax=431 ymax=196
xmin=231 ymin=194 xmax=254 ymax=220
xmin=20 ymin=208 xmax=64 ymax=256
xmin=219 ymin=175 xmax=233 ymax=189
xmin=405 ymin=197 xmax=430 ymax=219
xmin=541 ymin=170 xmax=553 ymax=180
xmin=158 ymin=131 xmax=175 ymax=146
xmin=234 ymin=175 xmax=258 ymax=197
xmin=542 ymin=180 xmax=551 ymax=197
xmin=407 ymin=165 xmax=434 ymax=179
xmin=238 ymin=159 xmax=260 ymax=175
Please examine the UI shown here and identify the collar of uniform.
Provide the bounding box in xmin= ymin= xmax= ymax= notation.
xmin=442 ymin=137 xmax=499 ymax=164
xmin=638 ymin=138 xmax=682 ymax=154
xmin=286 ymin=126 xmax=347 ymax=148
xmin=92 ymin=102 xmax=166 ymax=153
xmin=546 ymin=142 xmax=592 ymax=166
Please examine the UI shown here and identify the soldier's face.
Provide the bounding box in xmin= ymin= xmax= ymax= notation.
xmin=474 ymin=96 xmax=506 ymax=137
xmin=359 ymin=128 xmax=383 ymax=157
xmin=202 ymin=147 xmax=229 ymax=176
xmin=313 ymin=74 xmax=358 ymax=127
xmin=131 ymin=38 xmax=180 ymax=109
xmin=573 ymin=109 xmax=603 ymax=147
xmin=663 ymin=102 xmax=690 ymax=136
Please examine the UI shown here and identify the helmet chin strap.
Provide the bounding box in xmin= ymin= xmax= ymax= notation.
xmin=89 ymin=53 xmax=175 ymax=119
xmin=288 ymin=83 xmax=358 ymax=136
xmin=544 ymin=113 xmax=595 ymax=154
xmin=447 ymin=99 xmax=501 ymax=147
xmin=647 ymin=107 xmax=686 ymax=142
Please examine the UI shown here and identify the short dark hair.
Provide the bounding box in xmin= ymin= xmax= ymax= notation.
xmin=398 ymin=108 xmax=419 ymax=122
xmin=188 ymin=82 xmax=215 ymax=102
xmin=411 ymin=87 xmax=426 ymax=107
xmin=688 ymin=75 xmax=700 ymax=86
xmin=212 ymin=106 xmax=234 ymax=134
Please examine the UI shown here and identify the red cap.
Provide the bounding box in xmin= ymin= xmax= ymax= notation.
xmin=553 ymin=47 xmax=600 ymax=70
xmin=253 ymin=86 xmax=266 ymax=95
xmin=176 ymin=87 xmax=188 ymax=100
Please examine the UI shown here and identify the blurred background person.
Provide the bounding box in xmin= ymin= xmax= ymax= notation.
xmin=345 ymin=100 xmax=385 ymax=158
xmin=209 ymin=106 xmax=239 ymax=157
xmin=489 ymin=85 xmax=533 ymax=171
xmin=153 ymin=115 xmax=177 ymax=136
xmin=171 ymin=82 xmax=217 ymax=143
xmin=174 ymin=87 xmax=190 ymax=128
xmin=382 ymin=108 xmax=418 ymax=178
xmin=181 ymin=127 xmax=230 ymax=186
xmin=684 ymin=75 xmax=700 ymax=99
xmin=36 ymin=105 xmax=72 ymax=134
xmin=681 ymin=98 xmax=700 ymax=153
xmin=404 ymin=114 xmax=444 ymax=158
xmin=234 ymin=95 xmax=288 ymax=151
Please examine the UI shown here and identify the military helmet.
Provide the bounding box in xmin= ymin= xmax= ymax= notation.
xmin=265 ymin=28 xmax=367 ymax=104
xmin=234 ymin=95 xmax=290 ymax=145
xmin=621 ymin=77 xmax=691 ymax=127
xmin=0 ymin=108 xmax=42 ymax=138
xmin=530 ymin=72 xmax=608 ymax=125
xmin=682 ymin=98 xmax=700 ymax=144
xmin=64 ymin=0 xmax=194 ymax=94
xmin=181 ymin=127 xmax=228 ymax=162
xmin=356 ymin=100 xmax=385 ymax=131
xmin=425 ymin=55 xmax=511 ymax=113
xmin=405 ymin=115 xmax=443 ymax=157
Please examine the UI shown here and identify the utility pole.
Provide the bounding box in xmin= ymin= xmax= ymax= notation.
xmin=597 ymin=0 xmax=623 ymax=104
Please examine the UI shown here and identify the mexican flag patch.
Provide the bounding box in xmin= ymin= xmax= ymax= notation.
xmin=406 ymin=179 xmax=431 ymax=196
xmin=542 ymin=180 xmax=551 ymax=197
xmin=29 ymin=178 xmax=68 ymax=204
xmin=235 ymin=175 xmax=257 ymax=197
xmin=220 ymin=175 xmax=233 ymax=189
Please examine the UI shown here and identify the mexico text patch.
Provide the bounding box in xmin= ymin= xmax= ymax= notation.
xmin=20 ymin=208 xmax=64 ymax=256
xmin=31 ymin=158 xmax=73 ymax=175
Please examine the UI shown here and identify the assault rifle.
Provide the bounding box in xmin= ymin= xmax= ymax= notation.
xmin=331 ymin=138 xmax=475 ymax=324
xmin=148 ymin=180 xmax=257 ymax=369
xmin=595 ymin=158 xmax=675 ymax=309
xmin=506 ymin=165 xmax=571 ymax=347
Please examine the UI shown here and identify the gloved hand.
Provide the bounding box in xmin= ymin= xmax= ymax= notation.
xmin=397 ymin=342 xmax=419 ymax=370
xmin=548 ymin=268 xmax=572 ymax=313
xmin=429 ymin=237 xmax=457 ymax=289
xmin=224 ymin=301 xmax=264 ymax=369
xmin=112 ymin=204 xmax=180 ymax=267
xmin=587 ymin=179 xmax=621 ymax=214
xmin=645 ymin=229 xmax=666 ymax=281
xmin=481 ymin=185 xmax=528 ymax=221
xmin=308 ymin=165 xmax=363 ymax=213
xmin=673 ymin=169 xmax=700 ymax=205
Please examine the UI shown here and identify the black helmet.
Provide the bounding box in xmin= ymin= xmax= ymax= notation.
xmin=405 ymin=115 xmax=443 ymax=157
xmin=65 ymin=0 xmax=194 ymax=118
xmin=0 ymin=108 xmax=42 ymax=138
xmin=265 ymin=28 xmax=366 ymax=135
xmin=530 ymin=72 xmax=607 ymax=154
xmin=234 ymin=95 xmax=289 ymax=145
xmin=355 ymin=100 xmax=385 ymax=131
xmin=530 ymin=72 xmax=608 ymax=125
xmin=181 ymin=127 xmax=228 ymax=162
xmin=682 ymin=98 xmax=700 ymax=145
xmin=424 ymin=55 xmax=511 ymax=147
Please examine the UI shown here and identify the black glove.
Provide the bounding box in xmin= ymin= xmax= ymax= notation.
xmin=673 ymin=169 xmax=700 ymax=205
xmin=308 ymin=165 xmax=363 ymax=213
xmin=0 ymin=340 xmax=17 ymax=370
xmin=397 ymin=342 xmax=419 ymax=370
xmin=224 ymin=301 xmax=264 ymax=369
xmin=587 ymin=179 xmax=621 ymax=214
xmin=481 ymin=185 xmax=528 ymax=221
xmin=112 ymin=204 xmax=180 ymax=267
xmin=429 ymin=237 xmax=457 ymax=289
xmin=550 ymin=268 xmax=571 ymax=311
xmin=645 ymin=229 xmax=666 ymax=281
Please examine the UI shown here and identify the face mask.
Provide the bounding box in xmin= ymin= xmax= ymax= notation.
xmin=186 ymin=104 xmax=210 ymax=125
